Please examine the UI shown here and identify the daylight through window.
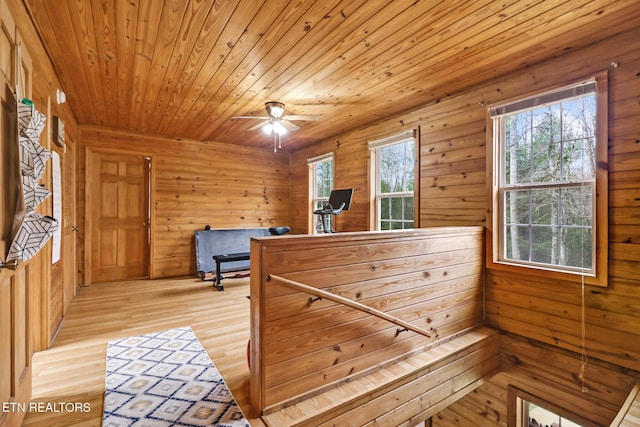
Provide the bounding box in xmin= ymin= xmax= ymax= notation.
xmin=308 ymin=153 xmax=334 ymax=233
xmin=491 ymin=80 xmax=600 ymax=275
xmin=369 ymin=131 xmax=416 ymax=230
xmin=508 ymin=387 xmax=596 ymax=427
xmin=524 ymin=401 xmax=584 ymax=427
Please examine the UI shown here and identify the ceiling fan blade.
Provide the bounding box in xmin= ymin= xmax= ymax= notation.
xmin=231 ymin=115 xmax=270 ymax=120
xmin=281 ymin=120 xmax=300 ymax=131
xmin=248 ymin=121 xmax=270 ymax=131
xmin=283 ymin=114 xmax=319 ymax=121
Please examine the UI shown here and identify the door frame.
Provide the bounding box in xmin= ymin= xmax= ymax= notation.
xmin=84 ymin=147 xmax=153 ymax=284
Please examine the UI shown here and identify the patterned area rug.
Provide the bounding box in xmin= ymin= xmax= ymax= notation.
xmin=102 ymin=326 xmax=249 ymax=426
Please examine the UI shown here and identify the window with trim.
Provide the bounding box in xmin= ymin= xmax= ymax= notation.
xmin=488 ymin=75 xmax=607 ymax=285
xmin=509 ymin=387 xmax=597 ymax=427
xmin=308 ymin=153 xmax=334 ymax=233
xmin=369 ymin=131 xmax=416 ymax=230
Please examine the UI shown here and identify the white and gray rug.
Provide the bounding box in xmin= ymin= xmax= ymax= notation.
xmin=102 ymin=326 xmax=249 ymax=426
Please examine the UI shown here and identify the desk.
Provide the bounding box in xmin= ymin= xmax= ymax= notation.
xmin=212 ymin=252 xmax=250 ymax=291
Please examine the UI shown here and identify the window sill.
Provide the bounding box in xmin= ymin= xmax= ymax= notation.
xmin=485 ymin=230 xmax=608 ymax=287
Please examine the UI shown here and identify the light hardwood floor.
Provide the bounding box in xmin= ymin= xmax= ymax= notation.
xmin=23 ymin=276 xmax=265 ymax=426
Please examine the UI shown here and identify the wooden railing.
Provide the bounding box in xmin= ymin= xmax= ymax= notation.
xmin=249 ymin=227 xmax=493 ymax=423
xmin=267 ymin=274 xmax=433 ymax=339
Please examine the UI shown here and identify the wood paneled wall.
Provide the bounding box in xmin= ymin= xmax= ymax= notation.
xmin=289 ymin=81 xmax=488 ymax=233
xmin=3 ymin=0 xmax=638 ymax=423
xmin=425 ymin=26 xmax=640 ymax=426
xmin=78 ymin=126 xmax=290 ymax=281
xmin=249 ymin=227 xmax=487 ymax=418
xmin=0 ymin=1 xmax=79 ymax=425
xmin=288 ymin=24 xmax=640 ymax=426
xmin=289 ymin=139 xmax=371 ymax=234
xmin=433 ymin=334 xmax=639 ymax=427
xmin=2 ymin=0 xmax=78 ymax=349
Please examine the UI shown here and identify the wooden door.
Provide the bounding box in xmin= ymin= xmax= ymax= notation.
xmin=62 ymin=142 xmax=76 ymax=311
xmin=0 ymin=7 xmax=32 ymax=425
xmin=87 ymin=151 xmax=149 ymax=283
xmin=0 ymin=85 xmax=31 ymax=427
xmin=48 ymin=142 xmax=77 ymax=343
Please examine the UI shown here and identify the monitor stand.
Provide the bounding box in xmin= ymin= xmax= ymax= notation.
xmin=313 ymin=202 xmax=345 ymax=233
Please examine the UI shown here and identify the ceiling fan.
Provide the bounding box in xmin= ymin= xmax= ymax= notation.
xmin=232 ymin=101 xmax=319 ymax=151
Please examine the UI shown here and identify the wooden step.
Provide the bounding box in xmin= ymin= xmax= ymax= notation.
xmin=261 ymin=327 xmax=500 ymax=427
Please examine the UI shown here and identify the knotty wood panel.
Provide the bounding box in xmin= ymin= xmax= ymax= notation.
xmin=0 ymin=274 xmax=13 ymax=422
xmin=288 ymin=138 xmax=370 ymax=234
xmin=0 ymin=2 xmax=81 ymax=425
xmin=49 ymin=260 xmax=63 ymax=338
xmin=263 ymin=328 xmax=500 ymax=427
xmin=427 ymin=27 xmax=640 ymax=426
xmin=433 ymin=334 xmax=640 ymax=427
xmin=249 ymin=227 xmax=485 ymax=415
xmin=22 ymin=0 xmax=640 ymax=151
xmin=286 ymin=23 xmax=640 ymax=427
xmin=78 ymin=126 xmax=290 ymax=282
xmin=478 ymin=26 xmax=640 ymax=370
xmin=0 ymin=266 xmax=32 ymax=427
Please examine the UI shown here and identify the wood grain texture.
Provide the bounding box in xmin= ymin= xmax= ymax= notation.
xmin=3 ymin=1 xmax=640 ymax=426
xmin=0 ymin=266 xmax=32 ymax=427
xmin=611 ymin=379 xmax=640 ymax=426
xmin=250 ymin=227 xmax=488 ymax=421
xmin=86 ymin=151 xmax=149 ymax=283
xmin=285 ymin=22 xmax=640 ymax=427
xmin=0 ymin=2 xmax=82 ymax=424
xmin=433 ymin=334 xmax=640 ymax=427
xmin=23 ymin=276 xmax=266 ymax=427
xmin=428 ymin=26 xmax=640 ymax=427
xmin=262 ymin=327 xmax=500 ymax=427
xmin=78 ymin=126 xmax=291 ymax=282
xmin=20 ymin=0 xmax=640 ymax=151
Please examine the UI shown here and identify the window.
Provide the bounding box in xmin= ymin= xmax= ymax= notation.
xmin=308 ymin=153 xmax=334 ymax=233
xmin=524 ymin=403 xmax=583 ymax=427
xmin=369 ymin=131 xmax=416 ymax=230
xmin=508 ymin=387 xmax=598 ymax=427
xmin=488 ymin=75 xmax=607 ymax=285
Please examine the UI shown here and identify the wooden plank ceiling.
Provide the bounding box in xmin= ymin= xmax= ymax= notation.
xmin=22 ymin=0 xmax=640 ymax=152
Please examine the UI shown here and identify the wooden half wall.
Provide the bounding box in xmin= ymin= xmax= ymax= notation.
xmin=249 ymin=226 xmax=492 ymax=423
xmin=288 ymin=25 xmax=640 ymax=427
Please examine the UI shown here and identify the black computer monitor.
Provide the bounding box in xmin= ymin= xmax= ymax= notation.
xmin=328 ymin=188 xmax=353 ymax=211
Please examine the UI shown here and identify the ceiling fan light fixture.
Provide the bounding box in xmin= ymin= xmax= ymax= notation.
xmin=262 ymin=122 xmax=273 ymax=135
xmin=265 ymin=101 xmax=285 ymax=118
xmin=234 ymin=101 xmax=317 ymax=152
xmin=272 ymin=121 xmax=287 ymax=135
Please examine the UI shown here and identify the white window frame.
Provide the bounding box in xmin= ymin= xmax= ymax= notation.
xmin=487 ymin=73 xmax=608 ymax=287
xmin=308 ymin=152 xmax=334 ymax=234
xmin=508 ymin=386 xmax=599 ymax=427
xmin=369 ymin=131 xmax=417 ymax=231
